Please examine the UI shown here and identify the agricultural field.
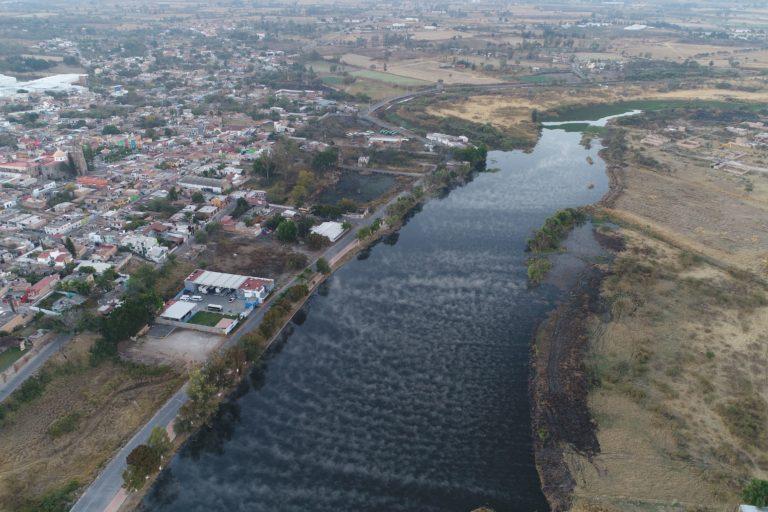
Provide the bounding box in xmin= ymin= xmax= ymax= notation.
xmin=349 ymin=69 xmax=429 ymax=87
xmin=608 ymin=125 xmax=768 ymax=273
xmin=340 ymin=53 xmax=502 ymax=85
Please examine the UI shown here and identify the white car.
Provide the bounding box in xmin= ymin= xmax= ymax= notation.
xmin=180 ymin=295 xmax=191 ymax=301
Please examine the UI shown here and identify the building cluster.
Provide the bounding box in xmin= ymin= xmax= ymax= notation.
xmin=0 ymin=32 xmax=367 ymax=334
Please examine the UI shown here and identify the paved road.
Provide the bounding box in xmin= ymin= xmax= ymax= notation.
xmin=340 ymin=164 xmax=423 ymax=177
xmin=0 ymin=332 xmax=73 ymax=403
xmin=70 ymin=389 xmax=189 ymax=512
xmin=69 ymin=183 xmax=414 ymax=512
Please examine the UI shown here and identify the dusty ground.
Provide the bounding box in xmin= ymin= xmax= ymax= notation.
xmin=127 ymin=328 xmax=223 ymax=367
xmin=0 ymin=334 xmax=183 ymax=511
xmin=196 ymin=231 xmax=309 ymax=287
xmin=564 ymin=230 xmax=768 ymax=512
xmin=607 ymin=127 xmax=768 ymax=274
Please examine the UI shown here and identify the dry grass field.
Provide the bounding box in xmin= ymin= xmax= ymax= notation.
xmin=606 ymin=127 xmax=768 ymax=274
xmin=0 ymin=334 xmax=183 ymax=511
xmin=568 ymin=230 xmax=768 ymax=511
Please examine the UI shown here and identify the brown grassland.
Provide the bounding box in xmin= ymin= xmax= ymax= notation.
xmin=0 ymin=334 xmax=184 ymax=511
xmin=562 ymin=109 xmax=768 ymax=508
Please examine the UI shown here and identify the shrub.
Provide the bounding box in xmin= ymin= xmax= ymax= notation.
xmin=316 ymin=257 xmax=331 ymax=275
xmin=527 ymin=208 xmax=586 ymax=253
xmin=48 ymin=412 xmax=82 ymax=438
xmin=718 ymin=396 xmax=768 ymax=449
xmin=526 ymin=257 xmax=552 ymax=285
xmin=743 ymin=479 xmax=768 ymax=507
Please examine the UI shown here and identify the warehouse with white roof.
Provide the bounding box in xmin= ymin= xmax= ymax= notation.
xmin=184 ymin=269 xmax=275 ymax=305
xmin=310 ymin=221 xmax=346 ymax=243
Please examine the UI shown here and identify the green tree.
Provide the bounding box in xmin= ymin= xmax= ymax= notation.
xmin=316 ymin=257 xmax=331 ymax=275
xmin=743 ymin=479 xmax=768 ymax=507
xmin=306 ymin=233 xmax=326 ymax=250
xmin=64 ymin=237 xmax=77 ymax=258
xmin=101 ymin=124 xmax=121 ymax=135
xmin=175 ymin=368 xmax=218 ymax=433
xmin=122 ymin=444 xmax=160 ymax=491
xmin=191 ymin=191 xmax=204 ymax=203
xmin=147 ymin=426 xmax=171 ymax=458
xmin=276 ymin=220 xmax=298 ymax=243
xmin=252 ymin=155 xmax=278 ymax=181
xmin=311 ymin=147 xmax=339 ymax=173
xmin=167 ymin=186 xmax=178 ymax=201
xmin=232 ymin=197 xmax=249 ymax=218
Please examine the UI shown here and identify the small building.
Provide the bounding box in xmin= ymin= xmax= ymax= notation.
xmin=178 ymin=176 xmax=231 ymax=194
xmin=92 ymin=244 xmax=118 ymax=262
xmin=159 ymin=300 xmax=196 ymax=322
xmin=426 ymin=132 xmax=469 ymax=148
xmin=310 ymin=221 xmax=345 ymax=243
xmin=367 ymin=135 xmax=408 ymax=148
xmin=25 ymin=274 xmax=60 ymax=303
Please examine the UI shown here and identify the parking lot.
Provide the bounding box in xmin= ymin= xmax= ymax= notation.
xmin=176 ymin=291 xmax=250 ymax=318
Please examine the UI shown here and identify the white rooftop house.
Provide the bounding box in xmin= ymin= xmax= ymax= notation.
xmin=311 ymin=221 xmax=346 ymax=243
xmin=159 ymin=300 xmax=196 ymax=322
xmin=426 ymin=132 xmax=469 ymax=148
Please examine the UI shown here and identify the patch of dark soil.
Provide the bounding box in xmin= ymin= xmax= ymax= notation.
xmin=593 ymin=227 xmax=626 ymax=252
xmin=531 ymin=266 xmax=605 ymax=512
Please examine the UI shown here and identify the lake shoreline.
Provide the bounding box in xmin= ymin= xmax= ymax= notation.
xmin=529 ymin=127 xmax=627 ymax=511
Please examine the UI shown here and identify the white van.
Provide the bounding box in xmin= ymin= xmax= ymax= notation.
xmin=191 ymin=295 xmax=203 ymax=302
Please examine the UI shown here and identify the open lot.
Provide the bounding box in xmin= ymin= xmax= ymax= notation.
xmin=127 ymin=328 xmax=224 ymax=366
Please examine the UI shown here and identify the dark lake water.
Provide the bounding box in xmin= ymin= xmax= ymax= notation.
xmin=142 ymin=127 xmax=609 ymax=512
xmin=317 ymin=171 xmax=397 ymax=205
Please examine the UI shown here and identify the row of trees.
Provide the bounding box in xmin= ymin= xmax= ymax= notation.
xmin=526 ymin=208 xmax=586 ymax=253
xmin=174 ymin=283 xmax=311 ymax=435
